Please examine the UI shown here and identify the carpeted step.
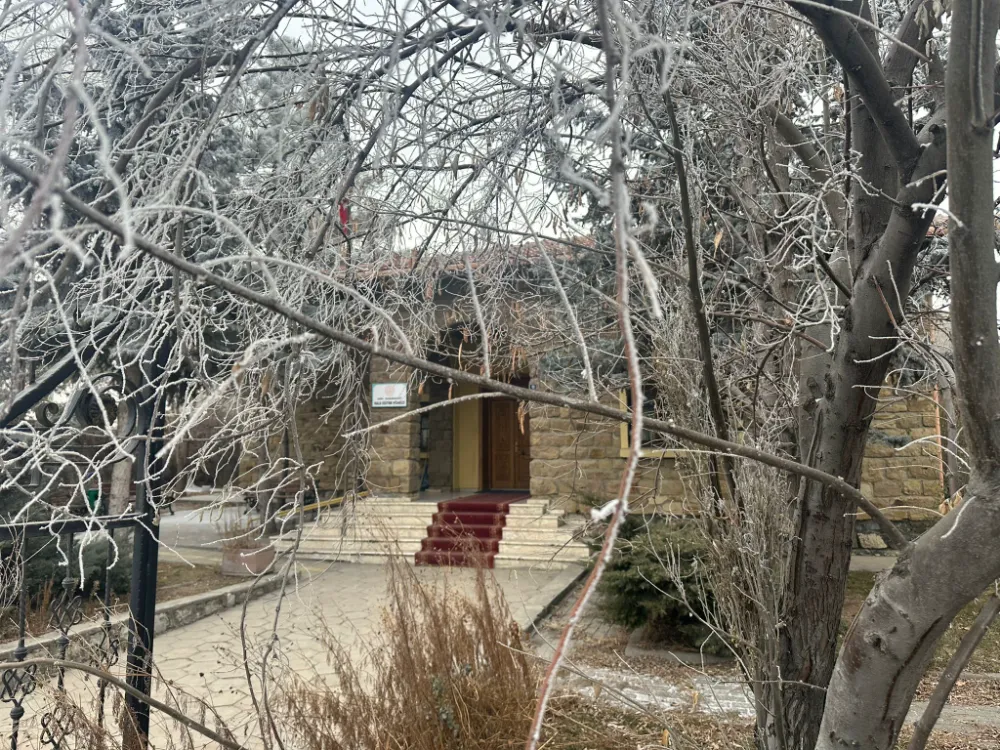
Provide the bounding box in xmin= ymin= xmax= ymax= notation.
xmin=416 ymin=493 xmax=529 ymax=568
xmin=415 ymin=549 xmax=496 ymax=568
xmin=440 ymin=500 xmax=510 ymax=514
xmin=426 ymin=523 xmax=502 ymax=539
xmin=432 ymin=511 xmax=505 ymax=527
xmin=421 ymin=536 xmax=500 ymax=553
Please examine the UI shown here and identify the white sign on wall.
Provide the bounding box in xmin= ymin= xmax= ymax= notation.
xmin=372 ymin=382 xmax=408 ymax=408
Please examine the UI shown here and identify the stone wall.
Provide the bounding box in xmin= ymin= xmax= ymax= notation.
xmin=861 ymin=391 xmax=945 ymax=517
xmin=366 ymin=358 xmax=421 ymax=498
xmin=528 ymin=399 xmax=692 ymax=513
xmin=529 ymin=387 xmax=946 ymax=515
xmin=174 ymin=403 xmax=241 ymax=487
xmin=236 ymin=382 xmax=359 ymax=499
xmin=291 ymin=390 xmax=356 ymax=494
xmin=528 ymin=403 xmax=620 ymax=509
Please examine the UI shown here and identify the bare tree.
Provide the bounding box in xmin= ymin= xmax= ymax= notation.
xmin=2 ymin=1 xmax=999 ymax=750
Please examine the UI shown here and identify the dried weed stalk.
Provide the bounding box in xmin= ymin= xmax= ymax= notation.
xmin=275 ymin=559 xmax=537 ymax=750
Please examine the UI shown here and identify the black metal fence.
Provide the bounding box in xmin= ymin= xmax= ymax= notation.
xmin=1 ymin=362 xmax=168 ymax=750
xmin=1 ymin=516 xmax=160 ymax=749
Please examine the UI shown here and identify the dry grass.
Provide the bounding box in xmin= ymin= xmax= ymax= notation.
xmin=895 ymin=725 xmax=1000 ymax=750
xmin=543 ymin=696 xmax=752 ymax=750
xmin=155 ymin=561 xmax=236 ymax=599
xmin=542 ymin=698 xmax=1000 ymax=750
xmin=274 ymin=559 xmax=538 ymax=750
xmin=14 ymin=561 xmax=999 ymax=750
xmin=217 ymin=514 xmax=268 ymax=550
xmin=25 ymin=578 xmax=56 ymax=635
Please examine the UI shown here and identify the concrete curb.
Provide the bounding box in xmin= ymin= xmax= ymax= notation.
xmin=521 ymin=564 xmax=589 ymax=635
xmin=0 ymin=572 xmax=285 ymax=663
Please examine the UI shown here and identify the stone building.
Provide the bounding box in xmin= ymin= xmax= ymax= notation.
xmin=266 ymin=246 xmax=949 ymax=566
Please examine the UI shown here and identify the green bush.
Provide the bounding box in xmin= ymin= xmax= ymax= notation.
xmin=597 ymin=518 xmax=724 ymax=653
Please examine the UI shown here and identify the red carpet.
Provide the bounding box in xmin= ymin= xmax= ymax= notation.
xmin=414 ymin=492 xmax=529 ymax=568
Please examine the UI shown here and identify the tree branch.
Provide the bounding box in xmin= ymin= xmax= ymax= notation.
xmin=945 ymin=0 xmax=1000 ymax=469
xmin=907 ymin=594 xmax=1000 ymax=750
xmin=0 ymin=152 xmax=911 ymax=551
xmin=885 ymin=0 xmax=940 ymax=89
xmin=665 ymin=92 xmax=740 ymax=509
xmin=787 ymin=0 xmax=922 ymax=177
xmin=769 ymin=107 xmax=848 ymax=234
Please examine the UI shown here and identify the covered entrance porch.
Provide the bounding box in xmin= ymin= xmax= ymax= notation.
xmin=305 ymin=357 xmax=585 ymax=568
xmin=366 ymin=358 xmax=532 ymax=499
xmin=447 ymin=381 xmax=531 ymax=495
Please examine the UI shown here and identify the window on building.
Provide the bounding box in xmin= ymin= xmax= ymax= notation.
xmin=619 ymin=388 xmax=674 ymax=457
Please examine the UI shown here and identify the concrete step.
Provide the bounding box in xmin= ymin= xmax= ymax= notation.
xmin=277 ymin=537 xmax=421 ymax=556
xmin=502 ymin=527 xmax=586 ymax=543
xmin=315 ymin=518 xmax=431 ymax=533
xmin=321 ymin=504 xmax=439 ymax=518
xmin=293 ymin=549 xmax=415 ymax=565
xmin=494 ymin=555 xmax=587 ymax=571
xmin=507 ymin=503 xmax=561 ymax=516
xmin=320 ymin=508 xmax=432 ymax=520
xmin=303 ymin=539 xmax=421 ymax=554
xmin=498 ymin=541 xmax=590 ymax=560
xmin=297 ymin=533 xmax=426 ymax=549
xmin=296 ymin=524 xmax=426 ymax=541
xmin=313 ymin=515 xmax=428 ymax=527
xmin=504 ymin=516 xmax=562 ymax=530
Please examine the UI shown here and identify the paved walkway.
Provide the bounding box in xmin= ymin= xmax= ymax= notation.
xmin=850 ymin=553 xmax=897 ymax=572
xmin=9 ymin=562 xmax=581 ymax=749
xmin=158 ymin=504 xmax=249 ymax=552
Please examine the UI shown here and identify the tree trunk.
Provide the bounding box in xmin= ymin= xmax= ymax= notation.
xmin=762 ymin=455 xmax=860 ymax=750
xmin=815 ymin=0 xmax=1000 ymax=744
xmin=759 ymin=322 xmax=894 ymax=748
xmin=817 ymin=486 xmax=1000 ymax=749
xmin=758 ymin=201 xmax=937 ymax=749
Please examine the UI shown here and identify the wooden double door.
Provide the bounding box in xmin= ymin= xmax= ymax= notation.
xmin=485 ymin=398 xmax=530 ymax=490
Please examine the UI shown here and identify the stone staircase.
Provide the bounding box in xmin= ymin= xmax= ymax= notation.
xmin=497 ymin=499 xmax=591 ymax=568
xmin=276 ymin=494 xmax=591 ymax=569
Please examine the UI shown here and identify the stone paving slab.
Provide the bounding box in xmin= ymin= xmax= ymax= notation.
xmin=4 ymin=562 xmax=581 ymax=749
xmin=148 ymin=562 xmax=579 ymax=745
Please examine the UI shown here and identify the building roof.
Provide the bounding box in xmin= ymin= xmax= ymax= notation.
xmin=337 ymin=236 xmax=598 ymax=281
